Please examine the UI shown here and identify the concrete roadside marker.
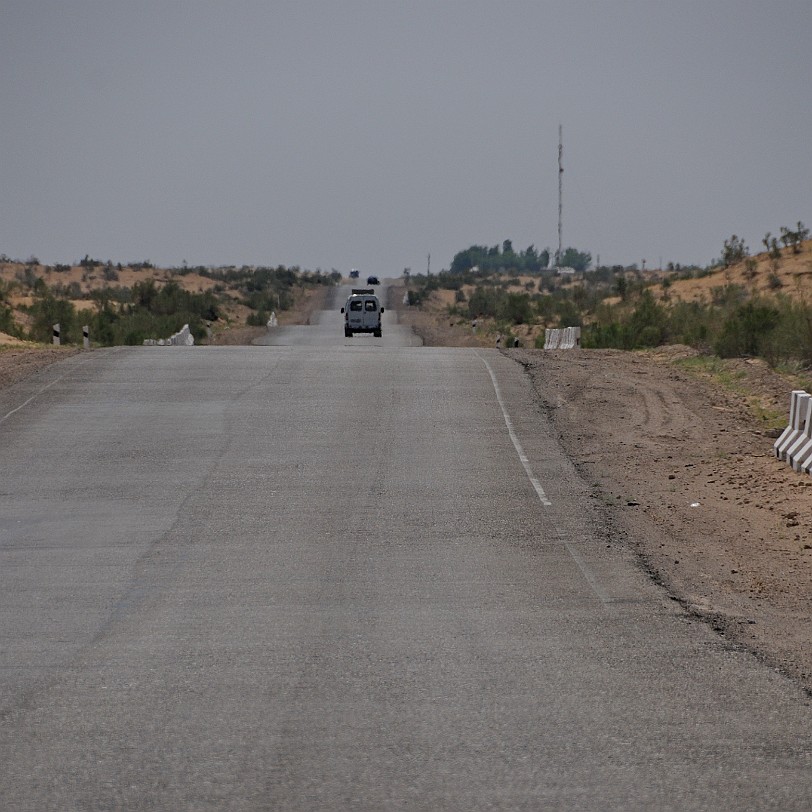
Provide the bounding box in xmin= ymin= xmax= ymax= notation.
xmin=786 ymin=395 xmax=812 ymax=465
xmin=787 ymin=395 xmax=812 ymax=472
xmin=775 ymin=390 xmax=811 ymax=460
xmin=544 ymin=326 xmax=581 ymax=350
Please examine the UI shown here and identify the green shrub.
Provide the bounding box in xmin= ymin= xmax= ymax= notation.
xmin=721 ymin=235 xmax=748 ymax=267
xmin=498 ymin=292 xmax=533 ymax=325
xmin=246 ymin=311 xmax=268 ymax=327
xmin=714 ymin=301 xmax=780 ymax=357
xmin=28 ymin=295 xmax=77 ymax=343
xmin=0 ymin=302 xmax=19 ymax=336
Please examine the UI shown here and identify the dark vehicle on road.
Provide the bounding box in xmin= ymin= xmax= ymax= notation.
xmin=366 ymin=275 xmax=380 ymax=285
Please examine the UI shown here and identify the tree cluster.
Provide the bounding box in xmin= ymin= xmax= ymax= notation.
xmin=450 ymin=242 xmax=551 ymax=275
xmin=721 ymin=235 xmax=749 ymax=268
xmin=779 ymin=222 xmax=809 ymax=254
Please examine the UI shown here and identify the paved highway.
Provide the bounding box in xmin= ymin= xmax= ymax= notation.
xmin=1 ymin=284 xmax=811 ymax=809
xmin=255 ymin=284 xmax=423 ymax=347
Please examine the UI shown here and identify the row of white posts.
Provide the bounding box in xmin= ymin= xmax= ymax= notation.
xmin=143 ymin=324 xmax=194 ymax=346
xmin=544 ymin=326 xmax=581 ymax=349
xmin=52 ymin=323 xmax=90 ymax=349
xmin=775 ymin=390 xmax=812 ymax=474
xmin=52 ymin=323 xmax=194 ymax=347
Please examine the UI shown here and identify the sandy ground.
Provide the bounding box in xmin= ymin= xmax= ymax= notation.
xmin=512 ymin=347 xmax=812 ymax=694
xmin=3 ymin=288 xmax=811 ymax=697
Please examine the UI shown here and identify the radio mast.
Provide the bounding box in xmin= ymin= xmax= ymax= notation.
xmin=556 ymin=124 xmax=563 ymax=270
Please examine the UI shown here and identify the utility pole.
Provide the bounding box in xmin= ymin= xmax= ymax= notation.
xmin=427 ymin=252 xmax=431 ymax=275
xmin=556 ymin=124 xmax=563 ymax=270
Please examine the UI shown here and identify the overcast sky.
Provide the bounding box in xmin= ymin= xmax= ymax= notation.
xmin=1 ymin=1 xmax=809 ymax=274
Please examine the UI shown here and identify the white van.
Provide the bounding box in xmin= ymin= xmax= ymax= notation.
xmin=341 ymin=289 xmax=384 ymax=338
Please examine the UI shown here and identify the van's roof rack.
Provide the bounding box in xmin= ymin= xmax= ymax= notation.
xmin=351 ymin=288 xmax=375 ymax=295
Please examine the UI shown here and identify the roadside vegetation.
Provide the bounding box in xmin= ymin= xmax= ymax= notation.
xmin=0 ymin=257 xmax=341 ymax=346
xmin=404 ymin=224 xmax=812 ymax=370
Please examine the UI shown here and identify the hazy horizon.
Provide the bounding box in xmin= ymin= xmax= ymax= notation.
xmin=2 ymin=1 xmax=809 ymax=274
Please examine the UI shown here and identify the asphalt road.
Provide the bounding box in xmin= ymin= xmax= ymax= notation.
xmin=254 ymin=284 xmax=423 ymax=347
xmin=1 ymin=285 xmax=811 ymax=809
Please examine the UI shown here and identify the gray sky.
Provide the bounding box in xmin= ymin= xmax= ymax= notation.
xmin=1 ymin=1 xmax=809 ymax=274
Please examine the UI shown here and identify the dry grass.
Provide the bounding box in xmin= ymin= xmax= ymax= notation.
xmin=656 ymin=242 xmax=812 ymax=303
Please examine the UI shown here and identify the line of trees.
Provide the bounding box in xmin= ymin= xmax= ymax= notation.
xmin=449 ymin=241 xmax=594 ymax=275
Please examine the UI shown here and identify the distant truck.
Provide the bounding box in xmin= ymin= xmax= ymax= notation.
xmin=341 ymin=288 xmax=384 ymax=338
xmin=349 ymin=269 xmax=360 ymax=279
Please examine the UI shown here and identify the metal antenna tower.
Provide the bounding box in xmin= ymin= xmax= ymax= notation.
xmin=556 ymin=124 xmax=563 ymax=270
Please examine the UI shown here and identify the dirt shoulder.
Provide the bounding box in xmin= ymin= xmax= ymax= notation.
xmin=0 ymin=345 xmax=82 ymax=391
xmin=390 ymin=285 xmax=496 ymax=348
xmin=511 ymin=346 xmax=812 ymax=694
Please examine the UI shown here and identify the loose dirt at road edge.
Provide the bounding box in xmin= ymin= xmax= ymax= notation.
xmin=511 ymin=347 xmax=812 ymax=694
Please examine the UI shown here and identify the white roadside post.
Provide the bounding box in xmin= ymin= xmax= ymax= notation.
xmin=82 ymin=326 xmax=90 ymax=349
xmin=787 ymin=395 xmax=812 ymax=471
xmin=52 ymin=323 xmax=60 ymax=346
xmin=775 ymin=391 xmax=811 ymax=460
